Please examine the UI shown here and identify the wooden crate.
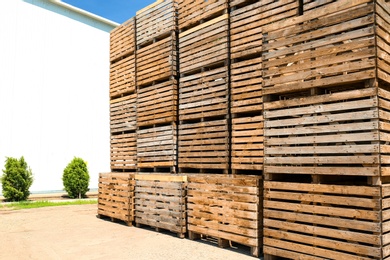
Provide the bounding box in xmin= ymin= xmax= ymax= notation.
xmin=263 ymin=181 xmax=381 ymax=259
xmin=179 ymin=66 xmax=228 ymax=121
xmin=137 ymin=124 xmax=177 ymax=169
xmin=110 ymin=133 xmax=137 ymax=171
xmin=231 ymin=57 xmax=262 ymax=114
xmin=136 ymin=33 xmax=177 ymax=87
xmin=110 ymin=18 xmax=135 ymax=63
xmin=379 ymin=86 xmax=390 ymax=176
xmin=179 ymin=14 xmax=229 ymax=75
xmin=262 ymin=0 xmax=376 ymax=95
xmin=110 ymin=94 xmax=137 ymax=134
xmin=137 ymin=79 xmax=177 ymax=127
xmin=376 ymin=0 xmax=390 ymax=85
xmin=178 ymin=0 xmax=228 ymax=30
xmin=187 ymin=174 xmax=262 ymax=257
xmin=383 ymin=183 xmax=390 ymax=258
xmin=264 ymin=87 xmax=380 ymax=177
xmin=134 ymin=174 xmax=187 ymax=237
xmin=230 ymin=0 xmax=297 ymax=60
xmin=136 ymin=0 xmax=177 ymax=47
xmin=179 ymin=119 xmax=229 ymax=170
xmin=110 ymin=54 xmax=136 ymax=98
xmin=232 ymin=115 xmax=263 ymax=171
xmin=97 ymin=172 xmax=135 ymax=225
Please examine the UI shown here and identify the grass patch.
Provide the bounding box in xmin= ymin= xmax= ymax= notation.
xmin=0 ymin=199 xmax=97 ymax=210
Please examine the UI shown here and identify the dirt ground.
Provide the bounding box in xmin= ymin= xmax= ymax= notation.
xmin=0 ymin=204 xmax=257 ymax=260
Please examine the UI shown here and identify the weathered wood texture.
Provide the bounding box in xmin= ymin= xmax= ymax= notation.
xmin=230 ymin=0 xmax=297 ymax=60
xmin=134 ymin=174 xmax=187 ymax=235
xmin=380 ymin=87 xmax=390 ymax=177
xmin=264 ymin=87 xmax=380 ymax=177
xmin=110 ymin=133 xmax=137 ymax=171
xmin=136 ymin=33 xmax=177 ymax=87
xmin=231 ymin=57 xmax=262 ymax=114
xmin=110 ymin=54 xmax=136 ymax=98
xmin=232 ymin=115 xmax=263 ymax=170
xmin=137 ymin=79 xmax=177 ymax=127
xmin=179 ymin=14 xmax=229 ymax=75
xmin=187 ymin=174 xmax=262 ymax=256
xmin=110 ymin=18 xmax=135 ymax=63
xmin=179 ymin=119 xmax=229 ymax=170
xmin=178 ymin=0 xmax=228 ymax=30
xmin=136 ymin=0 xmax=177 ymax=47
xmin=383 ymin=183 xmax=390 ymax=258
xmin=98 ymin=172 xmax=135 ymax=224
xmin=179 ymin=67 xmax=228 ymax=121
xmin=137 ymin=124 xmax=177 ymax=168
xmin=110 ymin=94 xmax=137 ymax=134
xmin=263 ymin=181 xmax=382 ymax=259
xmin=377 ymin=0 xmax=390 ymax=85
xmin=262 ymin=0 xmax=376 ymax=95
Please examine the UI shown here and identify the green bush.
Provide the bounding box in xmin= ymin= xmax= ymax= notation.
xmin=62 ymin=157 xmax=89 ymax=199
xmin=1 ymin=157 xmax=33 ymax=201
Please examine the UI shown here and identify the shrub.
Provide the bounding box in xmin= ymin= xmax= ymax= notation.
xmin=1 ymin=156 xmax=33 ymax=201
xmin=62 ymin=157 xmax=89 ymax=199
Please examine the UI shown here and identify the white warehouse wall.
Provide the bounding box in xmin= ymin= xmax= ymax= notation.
xmin=0 ymin=0 xmax=113 ymax=192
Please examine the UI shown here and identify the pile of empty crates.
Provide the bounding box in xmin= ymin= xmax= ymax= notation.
xmin=98 ymin=0 xmax=390 ymax=259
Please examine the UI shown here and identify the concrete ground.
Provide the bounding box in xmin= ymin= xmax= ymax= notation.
xmin=0 ymin=204 xmax=257 ymax=260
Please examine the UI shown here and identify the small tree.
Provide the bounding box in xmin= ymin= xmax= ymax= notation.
xmin=62 ymin=157 xmax=89 ymax=199
xmin=1 ymin=156 xmax=33 ymax=201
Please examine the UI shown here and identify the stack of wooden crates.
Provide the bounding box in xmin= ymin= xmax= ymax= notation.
xmin=98 ymin=0 xmax=390 ymax=258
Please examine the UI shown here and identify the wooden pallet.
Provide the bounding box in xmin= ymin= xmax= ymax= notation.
xmin=231 ymin=57 xmax=262 ymax=114
xmin=263 ymin=180 xmax=381 ymax=259
xmin=136 ymin=0 xmax=177 ymax=47
xmin=232 ymin=115 xmax=263 ymax=171
xmin=178 ymin=0 xmax=228 ymax=31
xmin=110 ymin=18 xmax=135 ymax=63
xmin=137 ymin=79 xmax=177 ymax=127
xmin=136 ymin=33 xmax=177 ymax=87
xmin=178 ymin=119 xmax=229 ymax=170
xmin=110 ymin=54 xmax=136 ymax=98
xmin=179 ymin=14 xmax=229 ymax=75
xmin=179 ymin=66 xmax=228 ymax=121
xmin=134 ymin=173 xmax=187 ymax=237
xmin=230 ymin=0 xmax=297 ymax=60
xmin=97 ymin=172 xmax=135 ymax=225
xmin=264 ymin=86 xmax=380 ymax=177
xmin=137 ymin=124 xmax=177 ymax=168
xmin=377 ymin=0 xmax=390 ymax=85
xmin=110 ymin=94 xmax=137 ymax=134
xmin=262 ymin=0 xmax=376 ymax=95
xmin=187 ymin=174 xmax=262 ymax=257
xmin=110 ymin=133 xmax=137 ymax=171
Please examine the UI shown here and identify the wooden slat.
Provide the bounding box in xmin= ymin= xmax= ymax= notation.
xmin=110 ymin=55 xmax=136 ymax=98
xmin=110 ymin=18 xmax=135 ymax=62
xmin=110 ymin=133 xmax=137 ymax=170
xmin=110 ymin=94 xmax=136 ymax=133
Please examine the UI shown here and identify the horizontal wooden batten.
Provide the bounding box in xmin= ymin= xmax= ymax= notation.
xmin=187 ymin=174 xmax=262 ymax=257
xmin=110 ymin=54 xmax=136 ymax=98
xmin=136 ymin=0 xmax=177 ymax=47
xmin=110 ymin=133 xmax=137 ymax=171
xmin=137 ymin=79 xmax=177 ymax=127
xmin=110 ymin=94 xmax=137 ymax=134
xmin=136 ymin=33 xmax=177 ymax=87
xmin=110 ymin=18 xmax=135 ymax=63
xmin=179 ymin=119 xmax=229 ymax=170
xmin=137 ymin=124 xmax=177 ymax=169
xmin=264 ymin=180 xmax=382 ymax=259
xmin=98 ymin=172 xmax=135 ymax=225
xmin=134 ymin=173 xmax=187 ymax=237
xmin=179 ymin=66 xmax=228 ymax=121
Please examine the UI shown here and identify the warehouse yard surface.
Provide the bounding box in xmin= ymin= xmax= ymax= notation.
xmin=0 ymin=204 xmax=255 ymax=259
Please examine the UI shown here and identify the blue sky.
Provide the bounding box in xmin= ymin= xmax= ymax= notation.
xmin=62 ymin=0 xmax=156 ymax=24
